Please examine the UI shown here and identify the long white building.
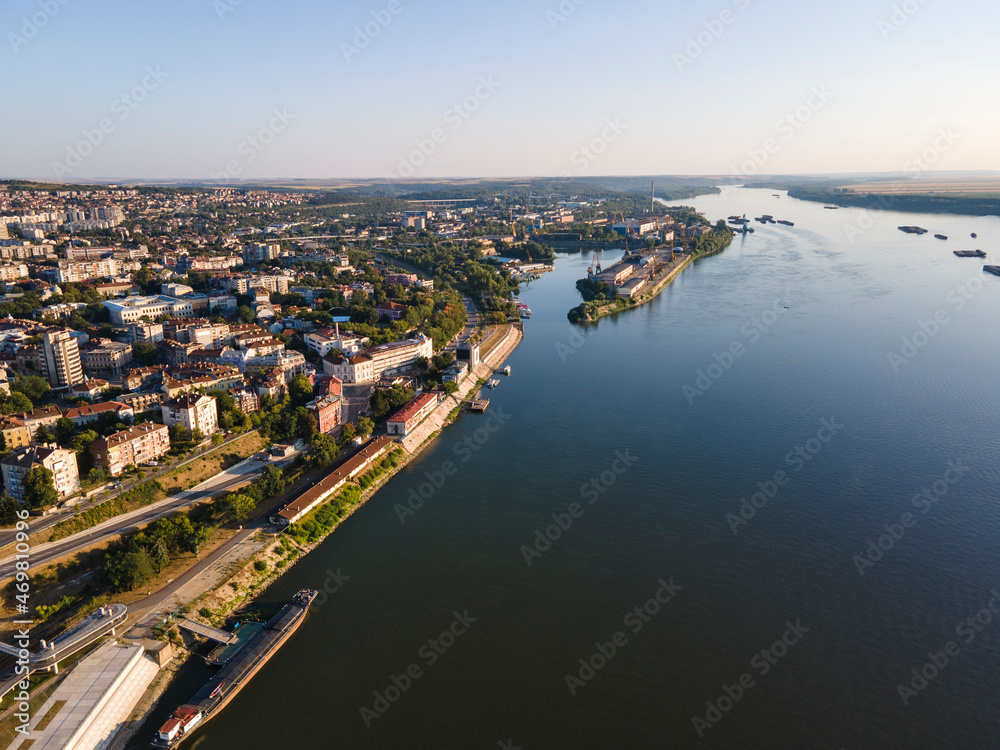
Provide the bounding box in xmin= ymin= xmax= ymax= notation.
xmin=103 ymin=295 xmax=195 ymax=325
xmin=323 ymin=333 xmax=433 ymax=383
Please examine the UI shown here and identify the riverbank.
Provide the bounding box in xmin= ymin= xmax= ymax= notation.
xmin=110 ymin=323 xmax=524 ymax=748
xmin=568 ymin=253 xmax=693 ymax=323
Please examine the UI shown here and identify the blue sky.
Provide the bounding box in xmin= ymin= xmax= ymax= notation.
xmin=3 ymin=0 xmax=998 ymax=180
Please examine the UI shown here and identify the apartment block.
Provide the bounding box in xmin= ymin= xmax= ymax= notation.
xmin=89 ymin=423 xmax=170 ymax=476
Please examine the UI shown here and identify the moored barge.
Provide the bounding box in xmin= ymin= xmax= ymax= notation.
xmin=152 ymin=589 xmax=317 ymax=748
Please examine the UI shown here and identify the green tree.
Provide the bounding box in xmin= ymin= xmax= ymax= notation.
xmin=443 ymin=381 xmax=459 ymax=396
xmin=55 ymin=417 xmax=76 ymax=445
xmin=0 ymin=392 xmax=33 ymax=415
xmin=13 ymin=375 xmax=50 ymax=402
xmin=309 ymin=432 xmax=339 ymax=467
xmin=295 ymin=408 xmax=317 ymax=440
xmin=337 ymin=423 xmax=356 ymax=448
xmin=224 ymin=493 xmax=256 ymax=523
xmin=34 ymin=425 xmax=54 ymax=445
xmin=134 ymin=341 xmax=159 ymax=367
xmin=356 ymin=416 xmax=374 ymax=439
xmin=23 ymin=466 xmax=58 ymax=509
xmin=289 ymin=374 xmax=313 ymax=404
xmin=257 ymin=464 xmax=286 ymax=498
xmin=237 ymin=305 xmax=256 ymax=323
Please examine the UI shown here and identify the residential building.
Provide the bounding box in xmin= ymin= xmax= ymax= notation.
xmin=376 ymin=301 xmax=408 ymax=321
xmin=13 ymin=405 xmax=63 ymax=435
xmin=161 ymin=393 xmax=218 ymax=436
xmin=55 ymin=258 xmax=118 ymax=283
xmin=0 ymin=263 xmax=29 ymax=282
xmin=244 ymin=351 xmax=307 ymax=382
xmin=386 ymin=393 xmax=441 ymax=436
xmin=81 ymin=338 xmax=134 ymax=378
xmin=90 ymin=423 xmax=170 ymax=476
xmin=307 ymin=394 xmax=342 ymax=435
xmin=129 ymin=322 xmax=164 ymax=344
xmin=103 ymin=295 xmax=195 ymax=325
xmin=228 ymin=387 xmax=259 ymax=414
xmin=2 ymin=444 xmax=80 ymax=503
xmin=117 ymin=391 xmax=164 ymax=414
xmin=64 ymin=401 xmax=134 ymax=427
xmin=0 ymin=418 xmax=31 ymax=451
xmin=71 ymin=378 xmax=109 ymax=399
xmin=122 ymin=365 xmax=166 ymax=391
xmin=384 ymin=273 xmax=418 ymax=286
xmin=39 ymin=330 xmax=85 ymax=389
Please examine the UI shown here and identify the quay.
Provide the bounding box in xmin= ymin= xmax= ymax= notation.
xmin=470 ymin=399 xmax=490 ymax=413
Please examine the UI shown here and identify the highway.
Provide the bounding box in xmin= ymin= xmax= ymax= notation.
xmin=0 ymin=430 xmax=261 ymax=550
xmin=0 ymin=448 xmax=302 ymax=581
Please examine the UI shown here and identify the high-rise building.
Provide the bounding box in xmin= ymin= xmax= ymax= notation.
xmin=42 ymin=330 xmax=84 ymax=389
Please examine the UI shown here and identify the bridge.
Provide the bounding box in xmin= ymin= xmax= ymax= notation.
xmin=0 ymin=603 xmax=128 ymax=698
xmin=177 ymin=618 xmax=237 ymax=645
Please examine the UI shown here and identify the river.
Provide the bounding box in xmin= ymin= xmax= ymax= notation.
xmin=136 ymin=187 xmax=1000 ymax=749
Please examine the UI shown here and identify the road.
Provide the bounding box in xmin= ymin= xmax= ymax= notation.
xmin=446 ymin=295 xmax=480 ymax=353
xmin=0 ymin=430 xmax=260 ymax=549
xmin=341 ymin=383 xmax=371 ymax=426
xmin=0 ymin=448 xmax=302 ymax=581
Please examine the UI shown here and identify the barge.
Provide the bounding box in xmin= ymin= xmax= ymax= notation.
xmin=953 ymin=250 xmax=986 ymax=258
xmin=152 ymin=589 xmax=317 ymax=748
xmin=984 ymin=266 xmax=1000 ymax=277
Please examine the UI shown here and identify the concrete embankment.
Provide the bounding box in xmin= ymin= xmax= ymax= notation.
xmin=402 ymin=324 xmax=523 ymax=454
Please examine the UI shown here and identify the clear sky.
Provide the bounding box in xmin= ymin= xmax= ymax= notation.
xmin=3 ymin=0 xmax=998 ymax=180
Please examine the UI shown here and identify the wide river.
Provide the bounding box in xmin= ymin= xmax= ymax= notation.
xmin=136 ymin=187 xmax=1000 ymax=749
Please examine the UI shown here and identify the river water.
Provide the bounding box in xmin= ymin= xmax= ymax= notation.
xmin=142 ymin=187 xmax=1000 ymax=749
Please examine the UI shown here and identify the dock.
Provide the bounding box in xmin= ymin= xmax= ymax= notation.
xmin=177 ymin=618 xmax=238 ymax=645
xmin=470 ymin=399 xmax=490 ymax=413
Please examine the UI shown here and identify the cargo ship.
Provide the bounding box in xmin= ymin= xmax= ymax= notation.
xmin=151 ymin=589 xmax=318 ymax=748
xmin=953 ymin=250 xmax=986 ymax=258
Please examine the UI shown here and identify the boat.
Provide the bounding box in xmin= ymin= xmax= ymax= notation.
xmin=953 ymin=250 xmax=986 ymax=258
xmin=486 ymin=379 xmax=500 ymax=389
xmin=501 ymin=365 xmax=511 ymax=376
xmin=984 ymin=266 xmax=1000 ymax=277
xmin=898 ymin=226 xmax=928 ymax=234
xmin=934 ymin=234 xmax=948 ymax=240
xmin=777 ymin=220 xmax=794 ymax=226
xmin=971 ymin=233 xmax=978 ymax=238
xmin=152 ymin=590 xmax=318 ymax=749
xmin=823 ymin=206 xmax=840 ymax=210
